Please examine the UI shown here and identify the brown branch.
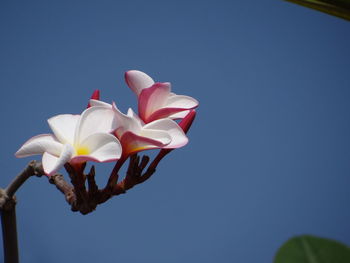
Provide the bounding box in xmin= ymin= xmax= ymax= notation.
xmin=5 ymin=160 xmax=44 ymax=198
xmin=86 ymin=166 xmax=99 ymax=211
xmin=0 ymin=152 xmax=171 ymax=263
xmin=118 ymin=155 xmax=151 ymax=191
xmin=1 ymin=152 xmax=167 ymax=217
xmin=1 ymin=203 xmax=19 ymax=263
xmin=87 ymin=166 xmax=98 ymax=196
xmin=104 ymin=157 xmax=126 ymax=191
xmin=0 ymin=160 xmax=45 ymax=263
xmin=48 ymin=174 xmax=76 ymax=210
xmin=65 ymin=163 xmax=92 ymax=214
xmin=0 ymin=152 xmax=169 ymax=263
xmin=81 ymin=154 xmax=158 ymax=209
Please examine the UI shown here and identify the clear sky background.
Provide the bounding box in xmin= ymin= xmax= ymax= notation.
xmin=1 ymin=1 xmax=350 ymax=262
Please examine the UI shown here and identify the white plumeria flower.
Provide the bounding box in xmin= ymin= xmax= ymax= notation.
xmin=15 ymin=106 xmax=122 ymax=176
xmin=125 ymin=70 xmax=199 ymax=123
xmin=89 ymin=100 xmax=188 ymax=157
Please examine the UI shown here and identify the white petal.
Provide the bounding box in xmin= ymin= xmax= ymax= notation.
xmin=75 ymin=106 xmax=118 ymax=144
xmin=42 ymin=144 xmax=74 ymax=175
xmin=165 ymin=95 xmax=199 ymax=109
xmin=15 ymin=134 xmax=63 ymax=158
xmin=112 ymin=103 xmax=141 ymax=135
xmin=89 ymin=99 xmax=112 ymax=108
xmin=78 ymin=133 xmax=122 ymax=162
xmin=127 ymin=108 xmax=144 ymax=125
xmin=143 ymin=119 xmax=188 ymax=149
xmin=125 ymin=70 xmax=155 ymax=96
xmin=139 ymin=129 xmax=172 ymax=145
xmin=48 ymin=114 xmax=80 ymax=145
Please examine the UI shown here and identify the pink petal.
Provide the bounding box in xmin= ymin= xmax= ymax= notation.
xmin=125 ymin=70 xmax=155 ymax=96
xmin=144 ymin=95 xmax=198 ymax=122
xmin=168 ymin=110 xmax=190 ymax=120
xmin=90 ymin=90 xmax=100 ymax=100
xmin=119 ymin=131 xmax=170 ymax=156
xmin=87 ymin=90 xmax=100 ymax=108
xmin=138 ymin=82 xmax=171 ymax=123
xmin=144 ymin=107 xmax=190 ymax=123
xmin=165 ymin=94 xmax=198 ymax=109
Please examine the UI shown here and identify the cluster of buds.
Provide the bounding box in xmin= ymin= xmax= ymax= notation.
xmin=15 ymin=70 xmax=199 ymax=214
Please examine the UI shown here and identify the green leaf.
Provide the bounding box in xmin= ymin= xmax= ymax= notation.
xmin=284 ymin=0 xmax=350 ymax=21
xmin=274 ymin=235 xmax=350 ymax=263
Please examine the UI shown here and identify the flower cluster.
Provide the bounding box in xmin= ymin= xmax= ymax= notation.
xmin=15 ymin=70 xmax=199 ymax=176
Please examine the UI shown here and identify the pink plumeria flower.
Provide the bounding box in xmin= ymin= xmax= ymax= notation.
xmin=125 ymin=70 xmax=199 ymax=123
xmin=15 ymin=106 xmax=122 ymax=175
xmin=89 ymin=99 xmax=188 ymax=158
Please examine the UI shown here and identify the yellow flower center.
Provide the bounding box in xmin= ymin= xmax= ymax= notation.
xmin=76 ymin=146 xmax=90 ymax=156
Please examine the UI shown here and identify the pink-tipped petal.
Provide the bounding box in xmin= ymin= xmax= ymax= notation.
xmin=42 ymin=144 xmax=74 ymax=176
xmin=87 ymin=90 xmax=101 ymax=108
xmin=138 ymin=82 xmax=171 ymax=122
xmin=169 ymin=110 xmax=190 ymax=120
xmin=148 ymin=111 xmax=197 ymax=169
xmin=125 ymin=70 xmax=155 ymax=96
xmin=165 ymin=94 xmax=199 ymax=109
xmin=144 ymin=119 xmax=188 ymax=149
xmin=142 ymin=95 xmax=198 ymax=122
xmin=75 ymin=106 xmax=118 ymax=144
xmin=48 ymin=114 xmax=80 ymax=145
xmin=72 ymin=133 xmax=122 ymax=163
xmin=145 ymin=107 xmax=189 ymax=123
xmin=120 ymin=131 xmax=170 ymax=156
xmin=15 ymin=134 xmax=63 ymax=158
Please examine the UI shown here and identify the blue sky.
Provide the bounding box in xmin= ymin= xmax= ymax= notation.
xmin=1 ymin=1 xmax=350 ymax=262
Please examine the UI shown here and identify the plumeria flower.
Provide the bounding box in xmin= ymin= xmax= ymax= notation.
xmin=15 ymin=106 xmax=122 ymax=176
xmin=89 ymin=99 xmax=188 ymax=158
xmin=125 ymin=70 xmax=199 ymax=123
